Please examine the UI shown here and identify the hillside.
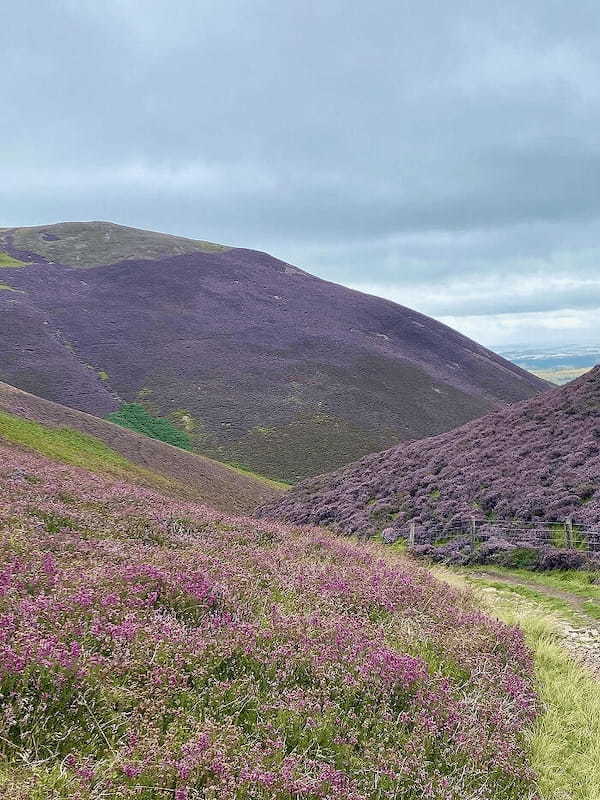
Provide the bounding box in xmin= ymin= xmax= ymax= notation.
xmin=258 ymin=367 xmax=600 ymax=534
xmin=0 ymin=381 xmax=281 ymax=514
xmin=0 ymin=439 xmax=537 ymax=799
xmin=0 ymin=221 xmax=546 ymax=481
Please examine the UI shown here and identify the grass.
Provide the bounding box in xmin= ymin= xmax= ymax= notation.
xmin=505 ymin=609 xmax=600 ymax=800
xmin=0 ymin=410 xmax=179 ymax=493
xmin=432 ymin=565 xmax=600 ymax=800
xmin=465 ymin=566 xmax=600 ymax=601
xmin=223 ymin=460 xmax=291 ymax=490
xmin=0 ymin=251 xmax=26 ymax=268
xmin=583 ymin=601 xmax=600 ymax=621
xmin=0 ymin=283 xmax=23 ymax=292
xmin=466 ymin=577 xmax=579 ymax=621
xmin=9 ymin=221 xmax=228 ymax=269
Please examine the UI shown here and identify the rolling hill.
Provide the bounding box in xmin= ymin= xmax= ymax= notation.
xmin=0 ymin=381 xmax=282 ymax=514
xmin=258 ymin=367 xmax=600 ymax=534
xmin=0 ymin=221 xmax=547 ymax=481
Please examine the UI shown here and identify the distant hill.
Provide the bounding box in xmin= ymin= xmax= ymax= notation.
xmin=259 ymin=367 xmax=600 ymax=533
xmin=0 ymin=381 xmax=282 ymax=514
xmin=0 ymin=221 xmax=546 ymax=481
xmin=498 ymin=343 xmax=600 ymax=386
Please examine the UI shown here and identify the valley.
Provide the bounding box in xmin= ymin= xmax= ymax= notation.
xmin=6 ymin=3 xmax=600 ymax=797
xmin=0 ymin=224 xmax=598 ymax=800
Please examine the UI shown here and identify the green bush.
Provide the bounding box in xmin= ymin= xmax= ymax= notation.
xmin=497 ymin=546 xmax=541 ymax=569
xmin=107 ymin=403 xmax=191 ymax=450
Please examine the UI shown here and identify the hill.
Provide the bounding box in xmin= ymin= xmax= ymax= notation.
xmin=0 ymin=381 xmax=282 ymax=514
xmin=0 ymin=221 xmax=546 ymax=481
xmin=0 ymin=437 xmax=537 ymax=799
xmin=258 ymin=367 xmax=600 ymax=535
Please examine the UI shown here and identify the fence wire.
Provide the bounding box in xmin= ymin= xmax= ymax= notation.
xmin=404 ymin=517 xmax=600 ymax=551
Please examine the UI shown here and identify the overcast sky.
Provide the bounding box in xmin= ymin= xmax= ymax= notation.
xmin=3 ymin=1 xmax=600 ymax=347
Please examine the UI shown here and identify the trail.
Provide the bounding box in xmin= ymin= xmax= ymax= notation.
xmin=469 ymin=569 xmax=600 ymax=676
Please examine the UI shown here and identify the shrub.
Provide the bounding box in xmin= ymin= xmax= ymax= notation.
xmin=537 ymin=547 xmax=590 ymax=571
xmin=471 ymin=536 xmax=515 ymax=564
xmin=496 ymin=546 xmax=541 ymax=569
xmin=107 ymin=403 xmax=191 ymax=450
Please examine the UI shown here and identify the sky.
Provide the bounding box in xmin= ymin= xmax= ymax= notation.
xmin=3 ymin=0 xmax=600 ymax=348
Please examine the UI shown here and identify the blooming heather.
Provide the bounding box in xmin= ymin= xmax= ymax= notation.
xmin=259 ymin=367 xmax=600 ymax=538
xmin=0 ymin=442 xmax=537 ymax=798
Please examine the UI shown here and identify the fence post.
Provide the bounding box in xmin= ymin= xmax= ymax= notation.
xmin=470 ymin=517 xmax=477 ymax=541
xmin=409 ymin=521 xmax=416 ymax=547
xmin=564 ymin=516 xmax=574 ymax=549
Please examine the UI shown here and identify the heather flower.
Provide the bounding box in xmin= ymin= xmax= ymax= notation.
xmin=0 ymin=442 xmax=538 ymax=798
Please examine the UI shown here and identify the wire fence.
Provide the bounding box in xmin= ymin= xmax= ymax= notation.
xmin=404 ymin=517 xmax=600 ymax=552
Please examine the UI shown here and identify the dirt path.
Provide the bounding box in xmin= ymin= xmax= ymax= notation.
xmin=470 ymin=570 xmax=600 ymax=676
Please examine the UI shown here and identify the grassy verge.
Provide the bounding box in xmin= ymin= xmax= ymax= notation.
xmin=465 ymin=566 xmax=600 ymax=601
xmin=506 ymin=609 xmax=600 ymax=799
xmin=466 ymin=577 xmax=579 ymax=621
xmin=432 ymin=566 xmax=600 ymax=800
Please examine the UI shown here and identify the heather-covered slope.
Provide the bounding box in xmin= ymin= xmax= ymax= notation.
xmin=259 ymin=367 xmax=600 ymax=534
xmin=0 ymin=221 xmax=546 ymax=481
xmin=0 ymin=381 xmax=282 ymax=514
xmin=0 ymin=442 xmax=537 ymax=799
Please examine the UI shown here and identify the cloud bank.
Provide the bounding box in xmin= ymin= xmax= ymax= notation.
xmin=2 ymin=0 xmax=600 ymax=346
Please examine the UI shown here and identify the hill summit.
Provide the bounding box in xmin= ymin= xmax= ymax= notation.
xmin=0 ymin=221 xmax=546 ymax=481
xmin=258 ymin=367 xmax=600 ymax=532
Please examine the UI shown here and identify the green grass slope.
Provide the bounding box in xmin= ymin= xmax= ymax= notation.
xmin=2 ymin=221 xmax=228 ymax=267
xmin=0 ymin=250 xmax=26 ymax=267
xmin=0 ymin=410 xmax=182 ymax=495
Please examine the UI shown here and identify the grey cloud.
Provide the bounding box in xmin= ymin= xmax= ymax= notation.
xmin=2 ymin=0 xmax=600 ymax=344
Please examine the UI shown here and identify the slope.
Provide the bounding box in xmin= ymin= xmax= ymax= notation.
xmin=258 ymin=367 xmax=600 ymax=534
xmin=0 ymin=221 xmax=546 ymax=481
xmin=0 ymin=439 xmax=537 ymax=799
xmin=0 ymin=381 xmax=282 ymax=514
